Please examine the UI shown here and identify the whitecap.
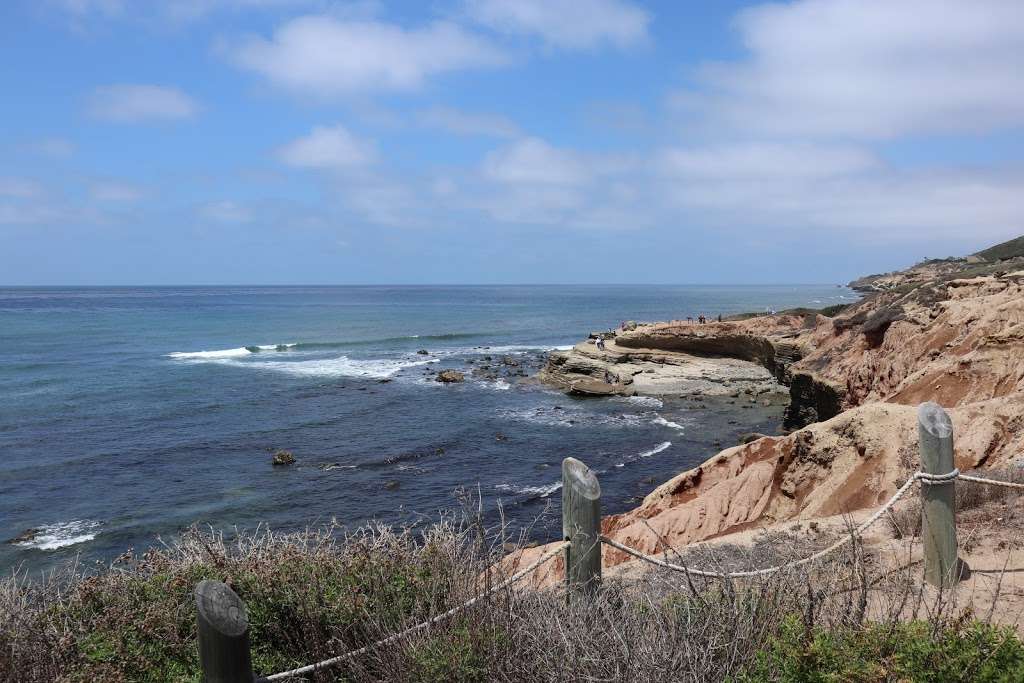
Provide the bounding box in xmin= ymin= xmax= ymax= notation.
xmin=617 ymin=396 xmax=663 ymax=409
xmin=14 ymin=520 xmax=100 ymax=550
xmin=638 ymin=441 xmax=672 ymax=458
xmin=496 ymin=481 xmax=562 ymax=497
xmin=254 ymin=356 xmax=438 ymax=379
xmin=167 ymin=343 xmax=295 ymax=359
xmin=652 ymin=416 xmax=685 ymax=431
xmin=492 ymin=379 xmax=511 ymax=391
xmin=167 ymin=347 xmax=252 ymax=359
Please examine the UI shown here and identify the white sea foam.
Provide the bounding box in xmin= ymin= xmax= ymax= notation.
xmin=496 ymin=481 xmax=562 ymax=497
xmin=638 ymin=441 xmax=672 ymax=458
xmin=492 ymin=379 xmax=511 ymax=391
xmin=167 ymin=347 xmax=252 ymax=359
xmin=496 ymin=407 xmax=647 ymax=429
xmin=652 ymin=416 xmax=686 ymax=431
xmin=617 ymin=395 xmax=663 ymax=409
xmin=167 ymin=343 xmax=296 ymax=359
xmin=254 ymin=356 xmax=438 ymax=379
xmin=14 ymin=520 xmax=100 ymax=550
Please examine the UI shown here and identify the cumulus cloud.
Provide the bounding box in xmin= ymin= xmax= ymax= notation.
xmin=482 ymin=138 xmax=590 ymax=185
xmin=465 ymin=0 xmax=649 ymax=50
xmin=278 ymin=124 xmax=376 ymax=169
xmin=87 ymin=84 xmax=199 ymax=122
xmin=230 ymin=16 xmax=508 ymax=96
xmin=417 ymin=107 xmax=520 ymax=138
xmin=677 ymin=0 xmax=1024 ymax=138
xmin=660 ymin=143 xmax=878 ymax=180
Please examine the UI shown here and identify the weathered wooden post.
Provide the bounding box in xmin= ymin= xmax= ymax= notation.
xmin=918 ymin=402 xmax=960 ymax=587
xmin=562 ymin=457 xmax=602 ymax=594
xmin=195 ymin=580 xmax=254 ymax=683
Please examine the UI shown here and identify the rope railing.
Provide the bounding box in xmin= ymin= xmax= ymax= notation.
xmin=194 ymin=402 xmax=1024 ymax=680
xmin=599 ymin=467 xmax=1022 ymax=580
xmin=257 ymin=540 xmax=569 ymax=682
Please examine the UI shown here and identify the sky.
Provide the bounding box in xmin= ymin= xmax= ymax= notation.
xmin=1 ymin=0 xmax=1023 ymax=285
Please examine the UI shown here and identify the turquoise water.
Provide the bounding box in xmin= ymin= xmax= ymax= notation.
xmin=0 ymin=285 xmax=854 ymax=572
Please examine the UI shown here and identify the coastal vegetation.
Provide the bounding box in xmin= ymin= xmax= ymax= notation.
xmin=3 ymin=513 xmax=1024 ymax=682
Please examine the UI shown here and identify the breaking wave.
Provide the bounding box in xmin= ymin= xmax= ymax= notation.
xmin=246 ymin=356 xmax=438 ymax=379
xmin=12 ymin=520 xmax=100 ymax=550
xmin=638 ymin=441 xmax=672 ymax=458
xmin=651 ymin=416 xmax=686 ymax=431
xmin=495 ymin=481 xmax=562 ymax=498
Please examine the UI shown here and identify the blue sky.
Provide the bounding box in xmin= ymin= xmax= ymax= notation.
xmin=2 ymin=0 xmax=1022 ymax=285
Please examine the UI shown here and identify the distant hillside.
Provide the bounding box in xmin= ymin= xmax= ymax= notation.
xmin=974 ymin=235 xmax=1024 ymax=262
xmin=849 ymin=234 xmax=1024 ymax=292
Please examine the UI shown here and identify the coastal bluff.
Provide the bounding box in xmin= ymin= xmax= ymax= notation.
xmin=517 ymin=235 xmax=1024 ymax=583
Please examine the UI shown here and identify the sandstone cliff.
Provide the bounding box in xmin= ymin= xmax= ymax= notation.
xmin=515 ymin=237 xmax=1024 ymax=583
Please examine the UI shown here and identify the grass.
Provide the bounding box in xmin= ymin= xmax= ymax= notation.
xmin=2 ymin=512 xmax=1022 ymax=682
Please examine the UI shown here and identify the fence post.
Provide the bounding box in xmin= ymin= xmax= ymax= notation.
xmin=562 ymin=457 xmax=602 ymax=595
xmin=917 ymin=402 xmax=961 ymax=588
xmin=195 ymin=580 xmax=254 ymax=683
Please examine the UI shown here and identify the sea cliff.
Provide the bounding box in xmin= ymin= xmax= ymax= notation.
xmin=517 ymin=235 xmax=1024 ymax=581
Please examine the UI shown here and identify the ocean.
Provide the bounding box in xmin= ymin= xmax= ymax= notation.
xmin=0 ymin=285 xmax=854 ymax=573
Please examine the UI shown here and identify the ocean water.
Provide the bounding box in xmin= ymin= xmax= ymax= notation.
xmin=0 ymin=285 xmax=854 ymax=573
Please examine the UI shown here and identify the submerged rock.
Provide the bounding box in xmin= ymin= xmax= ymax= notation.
xmin=436 ymin=370 xmax=465 ymax=383
xmin=6 ymin=528 xmax=40 ymax=545
xmin=272 ymin=449 xmax=295 ymax=466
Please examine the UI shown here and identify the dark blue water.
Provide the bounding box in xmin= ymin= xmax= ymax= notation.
xmin=0 ymin=285 xmax=854 ymax=572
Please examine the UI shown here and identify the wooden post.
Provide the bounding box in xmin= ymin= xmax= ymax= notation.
xmin=562 ymin=457 xmax=602 ymax=594
xmin=918 ymin=402 xmax=960 ymax=588
xmin=195 ymin=580 xmax=254 ymax=683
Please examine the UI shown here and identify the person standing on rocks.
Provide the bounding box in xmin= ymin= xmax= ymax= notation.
xmin=596 ymin=336 xmax=606 ymax=351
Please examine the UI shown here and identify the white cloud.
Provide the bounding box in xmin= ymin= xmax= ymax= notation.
xmin=466 ymin=0 xmax=649 ymax=50
xmin=660 ymin=143 xmax=877 ymax=180
xmin=230 ymin=16 xmax=507 ymax=96
xmin=88 ymin=84 xmax=199 ymax=122
xmin=199 ymin=200 xmax=251 ymax=223
xmin=417 ymin=107 xmax=520 ymax=138
xmin=482 ymin=138 xmax=590 ymax=185
xmin=680 ymin=0 xmax=1024 ymax=138
xmin=278 ymin=124 xmax=376 ymax=169
xmin=0 ymin=177 xmax=44 ymax=198
xmin=90 ymin=181 xmax=144 ymax=202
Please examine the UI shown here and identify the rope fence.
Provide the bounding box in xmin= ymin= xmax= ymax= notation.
xmin=255 ymin=540 xmax=569 ymax=682
xmin=600 ymin=467 xmax=1020 ymax=580
xmin=194 ymin=401 xmax=1024 ymax=681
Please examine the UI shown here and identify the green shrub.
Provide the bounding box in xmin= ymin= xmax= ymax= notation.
xmin=737 ymin=616 xmax=1024 ymax=682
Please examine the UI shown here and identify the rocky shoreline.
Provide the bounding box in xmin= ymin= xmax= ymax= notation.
xmin=514 ymin=234 xmax=1024 ymax=588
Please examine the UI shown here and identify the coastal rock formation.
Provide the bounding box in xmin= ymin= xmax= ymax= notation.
xmin=538 ymin=338 xmax=787 ymax=399
xmin=436 ymin=370 xmax=465 ymax=383
xmin=514 ymin=235 xmax=1024 ymax=584
xmin=272 ymin=450 xmax=295 ymax=466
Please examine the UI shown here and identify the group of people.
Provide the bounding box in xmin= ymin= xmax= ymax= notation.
xmin=686 ymin=314 xmax=722 ymax=324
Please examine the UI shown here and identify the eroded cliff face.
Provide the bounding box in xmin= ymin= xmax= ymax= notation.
xmin=511 ymin=244 xmax=1024 ymax=584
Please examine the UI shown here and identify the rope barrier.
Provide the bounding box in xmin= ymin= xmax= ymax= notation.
xmin=260 ymin=540 xmax=568 ymax=682
xmin=960 ymin=473 xmax=1024 ymax=490
xmin=260 ymin=469 xmax=1022 ymax=680
xmin=600 ymin=468 xmax=1022 ymax=579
